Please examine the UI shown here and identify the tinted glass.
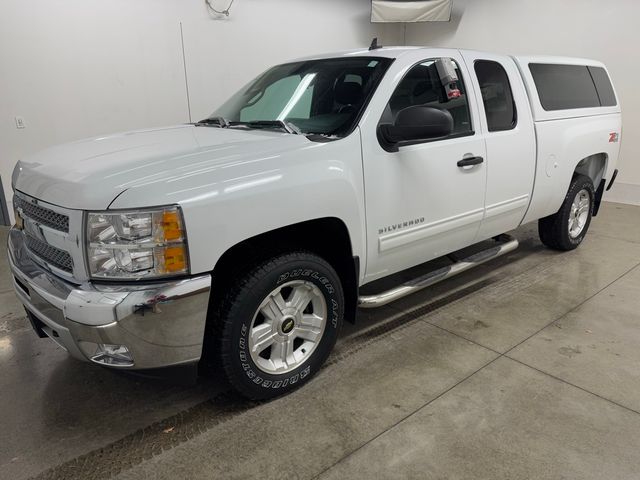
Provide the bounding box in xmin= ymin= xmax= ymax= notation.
xmin=588 ymin=66 xmax=617 ymax=106
xmin=474 ymin=60 xmax=516 ymax=131
xmin=212 ymin=57 xmax=392 ymax=137
xmin=529 ymin=63 xmax=600 ymax=111
xmin=382 ymin=58 xmax=472 ymax=137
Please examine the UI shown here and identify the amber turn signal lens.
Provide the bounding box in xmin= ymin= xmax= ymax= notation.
xmin=162 ymin=210 xmax=183 ymax=241
xmin=162 ymin=246 xmax=187 ymax=273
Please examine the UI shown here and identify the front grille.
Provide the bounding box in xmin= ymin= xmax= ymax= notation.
xmin=25 ymin=235 xmax=74 ymax=272
xmin=14 ymin=196 xmax=69 ymax=233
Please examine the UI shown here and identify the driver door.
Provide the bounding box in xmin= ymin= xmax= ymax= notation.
xmin=360 ymin=54 xmax=487 ymax=282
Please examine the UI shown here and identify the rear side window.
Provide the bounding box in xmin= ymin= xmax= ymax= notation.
xmin=588 ymin=66 xmax=617 ymax=106
xmin=474 ymin=60 xmax=516 ymax=131
xmin=529 ymin=63 xmax=616 ymax=111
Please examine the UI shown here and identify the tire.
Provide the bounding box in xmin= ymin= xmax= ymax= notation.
xmin=211 ymin=251 xmax=344 ymax=400
xmin=538 ymin=174 xmax=595 ymax=251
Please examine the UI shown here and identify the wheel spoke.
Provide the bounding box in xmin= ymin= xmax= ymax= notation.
xmin=260 ymin=292 xmax=286 ymax=321
xmin=294 ymin=324 xmax=322 ymax=343
xmin=288 ymin=284 xmax=313 ymax=314
xmin=250 ymin=323 xmax=276 ymax=353
xmin=270 ymin=339 xmax=294 ymax=370
xmin=295 ymin=314 xmax=324 ymax=343
xmin=300 ymin=313 xmax=324 ymax=329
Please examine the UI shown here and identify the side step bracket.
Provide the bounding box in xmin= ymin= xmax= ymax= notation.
xmin=358 ymin=234 xmax=519 ymax=309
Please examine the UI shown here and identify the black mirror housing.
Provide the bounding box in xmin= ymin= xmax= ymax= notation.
xmin=378 ymin=106 xmax=454 ymax=149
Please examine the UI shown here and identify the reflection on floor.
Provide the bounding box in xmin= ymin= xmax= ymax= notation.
xmin=1 ymin=202 xmax=640 ymax=480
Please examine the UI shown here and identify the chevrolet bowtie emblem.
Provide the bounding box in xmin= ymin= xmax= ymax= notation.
xmin=14 ymin=210 xmax=24 ymax=230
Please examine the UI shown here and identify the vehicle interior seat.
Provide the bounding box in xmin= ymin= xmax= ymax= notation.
xmin=335 ymin=81 xmax=364 ymax=113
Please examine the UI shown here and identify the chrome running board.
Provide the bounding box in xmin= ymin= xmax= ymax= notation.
xmin=358 ymin=234 xmax=519 ymax=308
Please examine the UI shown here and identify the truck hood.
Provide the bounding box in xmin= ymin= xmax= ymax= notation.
xmin=14 ymin=125 xmax=311 ymax=210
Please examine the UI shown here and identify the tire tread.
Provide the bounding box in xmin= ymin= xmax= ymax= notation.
xmin=538 ymin=174 xmax=594 ymax=251
xmin=208 ymin=251 xmax=340 ymax=399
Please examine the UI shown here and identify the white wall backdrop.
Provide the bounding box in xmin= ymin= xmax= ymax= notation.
xmin=405 ymin=0 xmax=640 ymax=204
xmin=0 ymin=0 xmax=400 ymax=218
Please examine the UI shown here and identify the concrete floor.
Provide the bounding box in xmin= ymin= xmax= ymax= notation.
xmin=1 ymin=202 xmax=640 ymax=480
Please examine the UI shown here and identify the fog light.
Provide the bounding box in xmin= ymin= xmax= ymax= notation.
xmin=90 ymin=344 xmax=134 ymax=367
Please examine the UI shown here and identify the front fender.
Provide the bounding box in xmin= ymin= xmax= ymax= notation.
xmin=110 ymin=132 xmax=366 ymax=277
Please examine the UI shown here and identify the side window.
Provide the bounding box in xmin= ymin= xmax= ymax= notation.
xmin=382 ymin=58 xmax=473 ymax=138
xmin=588 ymin=66 xmax=617 ymax=107
xmin=474 ymin=60 xmax=517 ymax=132
xmin=529 ymin=63 xmax=601 ymax=111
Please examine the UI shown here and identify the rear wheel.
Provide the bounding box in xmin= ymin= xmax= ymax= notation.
xmin=211 ymin=251 xmax=344 ymax=400
xmin=538 ymin=174 xmax=595 ymax=251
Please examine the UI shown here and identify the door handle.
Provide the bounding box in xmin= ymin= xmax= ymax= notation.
xmin=457 ymin=156 xmax=484 ymax=168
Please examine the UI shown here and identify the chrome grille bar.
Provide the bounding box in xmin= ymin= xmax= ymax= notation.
xmin=24 ymin=234 xmax=74 ymax=273
xmin=14 ymin=196 xmax=69 ymax=232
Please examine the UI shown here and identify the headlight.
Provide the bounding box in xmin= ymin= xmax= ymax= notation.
xmin=86 ymin=206 xmax=189 ymax=280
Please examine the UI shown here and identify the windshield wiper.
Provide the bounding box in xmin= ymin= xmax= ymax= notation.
xmin=194 ymin=116 xmax=230 ymax=128
xmin=229 ymin=120 xmax=302 ymax=135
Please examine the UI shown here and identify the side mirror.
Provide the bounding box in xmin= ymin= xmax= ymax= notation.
xmin=378 ymin=106 xmax=454 ymax=151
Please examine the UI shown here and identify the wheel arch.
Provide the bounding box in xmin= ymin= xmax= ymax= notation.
xmin=209 ymin=217 xmax=359 ymax=326
xmin=573 ymin=152 xmax=607 ymax=186
xmin=573 ymin=152 xmax=608 ymax=215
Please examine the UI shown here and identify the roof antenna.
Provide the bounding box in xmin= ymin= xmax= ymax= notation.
xmin=369 ymin=37 xmax=382 ymax=51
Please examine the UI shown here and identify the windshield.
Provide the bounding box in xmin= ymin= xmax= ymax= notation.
xmin=208 ymin=57 xmax=393 ymax=137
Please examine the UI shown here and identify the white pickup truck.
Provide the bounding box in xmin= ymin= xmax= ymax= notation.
xmin=8 ymin=45 xmax=621 ymax=399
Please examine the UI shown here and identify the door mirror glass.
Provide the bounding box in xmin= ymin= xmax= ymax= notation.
xmin=379 ymin=105 xmax=453 ymax=145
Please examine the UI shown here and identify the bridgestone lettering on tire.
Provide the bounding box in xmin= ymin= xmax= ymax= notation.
xmin=213 ymin=251 xmax=344 ymax=400
xmin=538 ymin=174 xmax=595 ymax=251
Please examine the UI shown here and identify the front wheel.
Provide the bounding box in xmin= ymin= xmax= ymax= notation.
xmin=538 ymin=174 xmax=595 ymax=251
xmin=213 ymin=252 xmax=344 ymax=400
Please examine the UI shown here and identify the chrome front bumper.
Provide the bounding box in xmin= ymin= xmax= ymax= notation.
xmin=7 ymin=227 xmax=212 ymax=370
